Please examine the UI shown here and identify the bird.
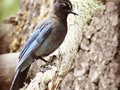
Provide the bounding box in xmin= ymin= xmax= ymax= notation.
xmin=10 ymin=0 xmax=77 ymax=90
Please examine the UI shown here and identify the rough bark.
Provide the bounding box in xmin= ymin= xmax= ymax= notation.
xmin=59 ymin=0 xmax=120 ymax=90
xmin=1 ymin=0 xmax=120 ymax=90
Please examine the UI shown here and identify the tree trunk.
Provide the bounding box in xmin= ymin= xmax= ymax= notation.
xmin=59 ymin=0 xmax=120 ymax=90
xmin=1 ymin=0 xmax=120 ymax=90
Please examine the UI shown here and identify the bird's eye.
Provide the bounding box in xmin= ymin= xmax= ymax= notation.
xmin=60 ymin=2 xmax=72 ymax=10
xmin=62 ymin=3 xmax=67 ymax=7
xmin=61 ymin=3 xmax=69 ymax=9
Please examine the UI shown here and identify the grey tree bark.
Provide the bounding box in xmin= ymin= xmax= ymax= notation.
xmin=59 ymin=0 xmax=120 ymax=90
xmin=0 ymin=0 xmax=120 ymax=90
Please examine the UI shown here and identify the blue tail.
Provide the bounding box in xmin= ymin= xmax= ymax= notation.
xmin=10 ymin=66 xmax=30 ymax=90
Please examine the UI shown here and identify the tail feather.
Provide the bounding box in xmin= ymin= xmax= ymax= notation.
xmin=10 ymin=66 xmax=30 ymax=90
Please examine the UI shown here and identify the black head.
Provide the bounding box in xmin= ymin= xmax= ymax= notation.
xmin=51 ymin=0 xmax=77 ymax=20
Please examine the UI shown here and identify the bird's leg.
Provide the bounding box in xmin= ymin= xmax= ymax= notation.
xmin=38 ymin=56 xmax=48 ymax=63
xmin=35 ymin=56 xmax=48 ymax=63
xmin=32 ymin=55 xmax=43 ymax=71
xmin=35 ymin=56 xmax=53 ymax=65
xmin=34 ymin=58 xmax=41 ymax=70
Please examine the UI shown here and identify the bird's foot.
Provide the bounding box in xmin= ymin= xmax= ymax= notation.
xmin=46 ymin=55 xmax=57 ymax=66
xmin=35 ymin=56 xmax=56 ymax=72
xmin=35 ymin=56 xmax=54 ymax=65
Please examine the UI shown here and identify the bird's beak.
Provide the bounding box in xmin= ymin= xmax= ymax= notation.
xmin=67 ymin=10 xmax=78 ymax=15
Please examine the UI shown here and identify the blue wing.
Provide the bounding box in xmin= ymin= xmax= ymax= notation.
xmin=19 ymin=23 xmax=47 ymax=60
xmin=17 ymin=21 xmax=52 ymax=71
xmin=19 ymin=30 xmax=39 ymax=60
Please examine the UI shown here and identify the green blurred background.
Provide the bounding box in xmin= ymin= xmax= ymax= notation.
xmin=0 ymin=0 xmax=19 ymax=23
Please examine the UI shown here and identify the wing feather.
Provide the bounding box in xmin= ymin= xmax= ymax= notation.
xmin=17 ymin=21 xmax=52 ymax=70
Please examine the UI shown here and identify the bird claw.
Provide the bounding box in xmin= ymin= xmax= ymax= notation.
xmin=46 ymin=61 xmax=55 ymax=66
xmin=34 ymin=55 xmax=56 ymax=72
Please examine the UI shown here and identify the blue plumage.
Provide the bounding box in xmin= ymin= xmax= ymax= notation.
xmin=19 ymin=29 xmax=39 ymax=60
xmin=18 ymin=22 xmax=52 ymax=71
xmin=19 ymin=22 xmax=52 ymax=60
xmin=10 ymin=0 xmax=77 ymax=90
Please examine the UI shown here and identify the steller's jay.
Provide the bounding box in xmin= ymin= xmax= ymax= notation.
xmin=10 ymin=0 xmax=77 ymax=90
